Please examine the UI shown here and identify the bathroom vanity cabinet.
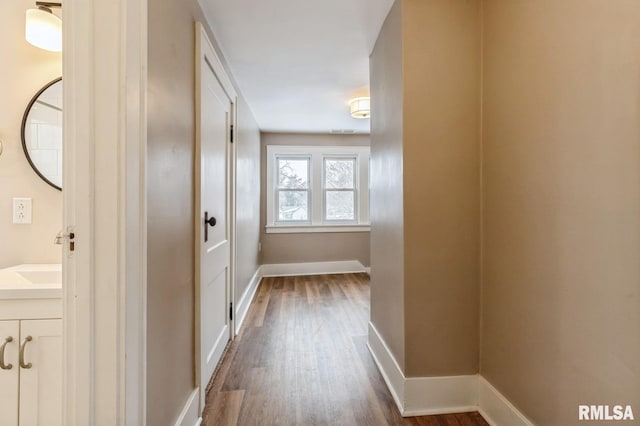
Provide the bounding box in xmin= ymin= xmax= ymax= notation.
xmin=0 ymin=265 xmax=62 ymax=426
xmin=0 ymin=319 xmax=62 ymax=426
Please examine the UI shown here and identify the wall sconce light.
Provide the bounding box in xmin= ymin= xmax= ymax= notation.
xmin=349 ymin=97 xmax=370 ymax=119
xmin=26 ymin=2 xmax=62 ymax=52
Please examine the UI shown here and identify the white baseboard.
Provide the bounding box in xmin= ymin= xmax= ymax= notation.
xmin=174 ymin=388 xmax=201 ymax=426
xmin=367 ymin=321 xmax=532 ymax=424
xmin=367 ymin=322 xmax=476 ymax=416
xmin=478 ymin=377 xmax=533 ymax=426
xmin=404 ymin=375 xmax=478 ymax=416
xmin=235 ymin=268 xmax=262 ymax=334
xmin=365 ymin=266 xmax=371 ymax=274
xmin=367 ymin=322 xmax=405 ymax=412
xmin=260 ymin=260 xmax=366 ymax=277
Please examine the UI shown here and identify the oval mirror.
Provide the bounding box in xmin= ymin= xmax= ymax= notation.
xmin=21 ymin=78 xmax=63 ymax=190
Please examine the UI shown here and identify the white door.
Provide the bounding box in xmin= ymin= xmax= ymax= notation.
xmin=0 ymin=321 xmax=19 ymax=425
xmin=195 ymin=23 xmax=235 ymax=410
xmin=18 ymin=319 xmax=62 ymax=426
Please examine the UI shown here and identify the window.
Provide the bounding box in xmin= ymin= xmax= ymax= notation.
xmin=266 ymin=145 xmax=370 ymax=233
xmin=324 ymin=157 xmax=356 ymax=221
xmin=276 ymin=157 xmax=310 ymax=222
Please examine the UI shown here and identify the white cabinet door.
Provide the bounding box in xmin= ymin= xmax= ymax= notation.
xmin=18 ymin=319 xmax=62 ymax=426
xmin=0 ymin=321 xmax=19 ymax=426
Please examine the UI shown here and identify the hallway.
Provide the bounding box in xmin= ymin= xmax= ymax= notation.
xmin=202 ymin=274 xmax=488 ymax=425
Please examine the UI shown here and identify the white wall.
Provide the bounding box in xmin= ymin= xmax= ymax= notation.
xmin=0 ymin=0 xmax=62 ymax=268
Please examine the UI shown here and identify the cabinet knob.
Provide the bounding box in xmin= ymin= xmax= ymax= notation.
xmin=19 ymin=336 xmax=32 ymax=369
xmin=0 ymin=336 xmax=13 ymax=370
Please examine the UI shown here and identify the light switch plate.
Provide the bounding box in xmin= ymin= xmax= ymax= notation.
xmin=13 ymin=198 xmax=32 ymax=224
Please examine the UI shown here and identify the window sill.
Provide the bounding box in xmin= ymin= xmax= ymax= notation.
xmin=265 ymin=224 xmax=371 ymax=234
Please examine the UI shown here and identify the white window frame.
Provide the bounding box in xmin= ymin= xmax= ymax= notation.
xmin=275 ymin=155 xmax=312 ymax=224
xmin=323 ymin=156 xmax=358 ymax=224
xmin=266 ymin=145 xmax=370 ymax=233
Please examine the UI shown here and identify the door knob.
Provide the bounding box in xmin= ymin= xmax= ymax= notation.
xmin=204 ymin=211 xmax=216 ymax=242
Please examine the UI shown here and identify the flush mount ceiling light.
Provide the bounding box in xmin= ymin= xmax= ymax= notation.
xmin=349 ymin=97 xmax=370 ymax=119
xmin=26 ymin=2 xmax=62 ymax=52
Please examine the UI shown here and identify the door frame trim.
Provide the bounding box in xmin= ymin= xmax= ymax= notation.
xmin=63 ymin=0 xmax=147 ymax=424
xmin=194 ymin=21 xmax=238 ymax=414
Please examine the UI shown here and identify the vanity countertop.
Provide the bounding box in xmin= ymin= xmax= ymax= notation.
xmin=0 ymin=264 xmax=62 ymax=300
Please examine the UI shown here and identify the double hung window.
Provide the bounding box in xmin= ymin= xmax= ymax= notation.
xmin=266 ymin=145 xmax=370 ymax=233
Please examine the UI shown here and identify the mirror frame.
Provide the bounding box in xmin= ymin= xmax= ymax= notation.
xmin=21 ymin=77 xmax=63 ymax=191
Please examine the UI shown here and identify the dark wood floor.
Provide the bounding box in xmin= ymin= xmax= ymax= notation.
xmin=203 ymin=273 xmax=488 ymax=426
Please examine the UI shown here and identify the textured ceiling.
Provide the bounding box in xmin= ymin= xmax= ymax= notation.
xmin=199 ymin=0 xmax=394 ymax=134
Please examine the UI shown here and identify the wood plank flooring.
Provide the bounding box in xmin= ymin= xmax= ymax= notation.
xmin=203 ymin=273 xmax=488 ymax=426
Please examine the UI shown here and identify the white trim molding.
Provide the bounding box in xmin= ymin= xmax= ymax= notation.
xmin=260 ymin=260 xmax=367 ymax=277
xmin=404 ymin=376 xmax=478 ymax=416
xmin=367 ymin=322 xmax=533 ymax=424
xmin=63 ymin=0 xmax=147 ymax=424
xmin=265 ymin=224 xmax=370 ymax=234
xmin=174 ymin=388 xmax=202 ymax=426
xmin=478 ymin=377 xmax=533 ymax=426
xmin=367 ymin=322 xmax=405 ymax=411
xmin=367 ymin=322 xmax=477 ymax=416
xmin=235 ymin=268 xmax=262 ymax=334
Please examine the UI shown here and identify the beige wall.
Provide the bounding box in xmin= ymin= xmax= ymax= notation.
xmin=147 ymin=2 xmax=261 ymax=423
xmin=369 ymin=0 xmax=480 ymax=376
xmin=147 ymin=1 xmax=200 ymax=421
xmin=481 ymin=1 xmax=640 ymax=424
xmin=402 ymin=0 xmax=480 ymax=377
xmin=236 ymin=103 xmax=262 ymax=300
xmin=369 ymin=0 xmax=406 ymax=370
xmin=260 ymin=132 xmax=370 ymax=266
xmin=0 ymin=0 xmax=62 ymax=269
xmin=372 ymin=1 xmax=639 ymax=421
